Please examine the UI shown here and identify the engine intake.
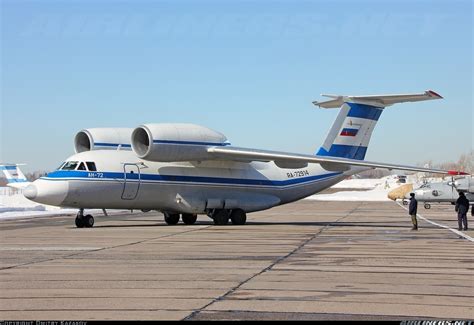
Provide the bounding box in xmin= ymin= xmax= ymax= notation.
xmin=74 ymin=128 xmax=134 ymax=153
xmin=131 ymin=123 xmax=229 ymax=162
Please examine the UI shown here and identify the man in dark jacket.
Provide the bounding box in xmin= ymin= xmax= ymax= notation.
xmin=408 ymin=193 xmax=418 ymax=230
xmin=455 ymin=192 xmax=469 ymax=231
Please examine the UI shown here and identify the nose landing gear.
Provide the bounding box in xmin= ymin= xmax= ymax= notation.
xmin=75 ymin=209 xmax=94 ymax=228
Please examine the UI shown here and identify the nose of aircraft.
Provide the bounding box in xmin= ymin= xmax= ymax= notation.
xmin=23 ymin=179 xmax=69 ymax=206
xmin=23 ymin=184 xmax=38 ymax=200
xmin=387 ymin=183 xmax=413 ymax=201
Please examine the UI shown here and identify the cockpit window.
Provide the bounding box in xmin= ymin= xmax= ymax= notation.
xmin=61 ymin=161 xmax=78 ymax=170
xmin=57 ymin=162 xmax=66 ymax=170
xmin=86 ymin=162 xmax=97 ymax=171
xmin=77 ymin=162 xmax=87 ymax=171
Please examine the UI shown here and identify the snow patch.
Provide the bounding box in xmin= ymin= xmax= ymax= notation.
xmin=306 ymin=175 xmax=415 ymax=202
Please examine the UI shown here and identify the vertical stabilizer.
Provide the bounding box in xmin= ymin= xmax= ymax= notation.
xmin=312 ymin=90 xmax=443 ymax=160
xmin=0 ymin=164 xmax=31 ymax=189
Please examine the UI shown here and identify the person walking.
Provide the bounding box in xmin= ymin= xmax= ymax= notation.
xmin=455 ymin=192 xmax=469 ymax=231
xmin=408 ymin=193 xmax=418 ymax=230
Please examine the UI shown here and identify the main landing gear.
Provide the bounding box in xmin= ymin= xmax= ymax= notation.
xmin=162 ymin=209 xmax=247 ymax=226
xmin=75 ymin=208 xmax=94 ymax=228
xmin=163 ymin=212 xmax=198 ymax=225
xmin=209 ymin=209 xmax=247 ymax=226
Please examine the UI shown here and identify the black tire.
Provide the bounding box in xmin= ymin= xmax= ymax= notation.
xmin=424 ymin=203 xmax=431 ymax=209
xmin=230 ymin=209 xmax=247 ymax=225
xmin=402 ymin=199 xmax=408 ymax=205
xmin=84 ymin=215 xmax=94 ymax=228
xmin=75 ymin=216 xmax=85 ymax=228
xmin=213 ymin=209 xmax=229 ymax=225
xmin=182 ymin=214 xmax=197 ymax=225
xmin=164 ymin=212 xmax=180 ymax=225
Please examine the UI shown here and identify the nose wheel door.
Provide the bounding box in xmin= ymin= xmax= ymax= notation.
xmin=121 ymin=164 xmax=140 ymax=200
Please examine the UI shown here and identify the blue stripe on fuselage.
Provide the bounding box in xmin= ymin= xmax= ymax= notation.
xmin=346 ymin=102 xmax=383 ymax=121
xmin=43 ymin=170 xmax=342 ymax=187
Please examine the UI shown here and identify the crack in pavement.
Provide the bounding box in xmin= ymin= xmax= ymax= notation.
xmin=0 ymin=225 xmax=212 ymax=271
xmin=183 ymin=203 xmax=363 ymax=321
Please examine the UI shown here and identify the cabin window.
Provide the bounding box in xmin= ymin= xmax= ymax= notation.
xmin=62 ymin=161 xmax=78 ymax=170
xmin=77 ymin=162 xmax=87 ymax=171
xmin=86 ymin=162 xmax=97 ymax=171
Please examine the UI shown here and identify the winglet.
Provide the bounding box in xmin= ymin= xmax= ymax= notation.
xmin=448 ymin=170 xmax=469 ymax=176
xmin=427 ymin=90 xmax=443 ymax=99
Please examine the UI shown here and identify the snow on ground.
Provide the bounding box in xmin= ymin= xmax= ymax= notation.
xmin=0 ymin=188 xmax=77 ymax=220
xmin=306 ymin=175 xmax=414 ymax=202
xmin=331 ymin=178 xmax=383 ymax=189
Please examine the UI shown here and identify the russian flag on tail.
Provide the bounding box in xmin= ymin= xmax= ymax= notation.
xmin=340 ymin=128 xmax=359 ymax=137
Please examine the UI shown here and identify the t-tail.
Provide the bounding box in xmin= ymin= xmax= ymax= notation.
xmin=0 ymin=164 xmax=31 ymax=189
xmin=313 ymin=90 xmax=443 ymax=160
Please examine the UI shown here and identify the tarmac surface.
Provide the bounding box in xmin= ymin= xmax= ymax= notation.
xmin=0 ymin=201 xmax=473 ymax=320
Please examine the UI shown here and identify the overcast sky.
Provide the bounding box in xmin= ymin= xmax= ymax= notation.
xmin=1 ymin=0 xmax=472 ymax=173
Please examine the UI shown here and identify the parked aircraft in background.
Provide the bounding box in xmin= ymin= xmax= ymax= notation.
xmin=0 ymin=164 xmax=30 ymax=189
xmin=388 ymin=176 xmax=474 ymax=209
xmin=4 ymin=90 xmax=467 ymax=228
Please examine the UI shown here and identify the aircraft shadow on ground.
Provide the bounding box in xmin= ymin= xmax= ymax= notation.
xmin=92 ymin=221 xmax=418 ymax=229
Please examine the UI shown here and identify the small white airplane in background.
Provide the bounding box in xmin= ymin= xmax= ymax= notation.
xmin=2 ymin=90 xmax=467 ymax=228
xmin=404 ymin=176 xmax=474 ymax=209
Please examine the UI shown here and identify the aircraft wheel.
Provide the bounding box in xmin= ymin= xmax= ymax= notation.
xmin=402 ymin=199 xmax=408 ymax=205
xmin=230 ymin=209 xmax=247 ymax=225
xmin=84 ymin=215 xmax=94 ymax=228
xmin=182 ymin=214 xmax=197 ymax=225
xmin=75 ymin=216 xmax=85 ymax=228
xmin=213 ymin=209 xmax=229 ymax=225
xmin=164 ymin=212 xmax=180 ymax=225
xmin=424 ymin=203 xmax=431 ymax=209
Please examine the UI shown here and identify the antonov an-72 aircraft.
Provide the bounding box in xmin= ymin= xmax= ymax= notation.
xmin=3 ymin=90 xmax=466 ymax=228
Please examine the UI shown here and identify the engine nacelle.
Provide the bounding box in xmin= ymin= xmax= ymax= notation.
xmin=74 ymin=128 xmax=134 ymax=153
xmin=131 ymin=123 xmax=229 ymax=162
xmin=455 ymin=176 xmax=474 ymax=193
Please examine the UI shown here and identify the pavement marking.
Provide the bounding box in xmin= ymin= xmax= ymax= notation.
xmin=396 ymin=201 xmax=474 ymax=242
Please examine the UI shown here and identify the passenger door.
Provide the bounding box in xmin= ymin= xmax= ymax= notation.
xmin=121 ymin=164 xmax=140 ymax=200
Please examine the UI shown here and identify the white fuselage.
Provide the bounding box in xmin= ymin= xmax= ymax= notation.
xmin=407 ymin=181 xmax=474 ymax=204
xmin=25 ymin=150 xmax=362 ymax=214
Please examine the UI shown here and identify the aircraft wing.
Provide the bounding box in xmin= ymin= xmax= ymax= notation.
xmin=207 ymin=146 xmax=466 ymax=175
xmin=312 ymin=90 xmax=443 ymax=108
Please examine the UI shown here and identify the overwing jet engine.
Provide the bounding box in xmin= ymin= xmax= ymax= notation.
xmin=74 ymin=128 xmax=134 ymax=152
xmin=131 ymin=124 xmax=229 ymax=162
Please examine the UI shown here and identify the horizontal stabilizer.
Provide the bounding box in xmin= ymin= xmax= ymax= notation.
xmin=312 ymin=90 xmax=443 ymax=109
